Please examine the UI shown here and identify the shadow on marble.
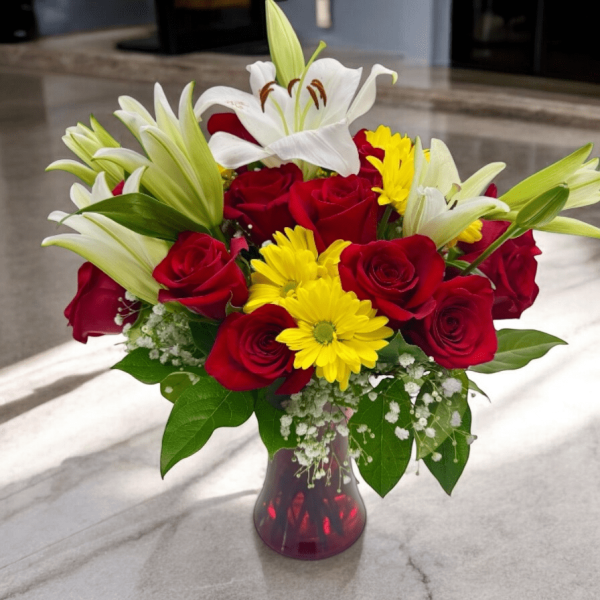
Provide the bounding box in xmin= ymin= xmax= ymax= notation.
xmin=0 ymin=370 xmax=106 ymax=425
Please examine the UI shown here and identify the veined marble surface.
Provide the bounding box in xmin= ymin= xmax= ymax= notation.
xmin=1 ymin=230 xmax=599 ymax=599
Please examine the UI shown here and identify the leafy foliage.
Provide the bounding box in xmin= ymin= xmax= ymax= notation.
xmin=255 ymin=394 xmax=299 ymax=459
xmin=413 ymin=371 xmax=469 ymax=460
xmin=160 ymin=371 xmax=255 ymax=477
xmin=160 ymin=371 xmax=202 ymax=403
xmin=74 ymin=192 xmax=209 ymax=241
xmin=377 ymin=331 xmax=428 ymax=364
xmin=423 ymin=404 xmax=472 ymax=495
xmin=470 ymin=329 xmax=566 ymax=374
xmin=348 ymin=378 xmax=414 ymax=498
xmin=112 ymin=347 xmax=181 ymax=384
xmin=189 ymin=320 xmax=220 ymax=357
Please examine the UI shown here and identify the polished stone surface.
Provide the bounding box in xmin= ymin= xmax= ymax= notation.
xmin=1 ymin=226 xmax=599 ymax=599
xmin=3 ymin=26 xmax=600 ymax=128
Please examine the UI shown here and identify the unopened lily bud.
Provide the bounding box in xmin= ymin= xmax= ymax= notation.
xmin=515 ymin=184 xmax=569 ymax=229
xmin=266 ymin=0 xmax=305 ymax=86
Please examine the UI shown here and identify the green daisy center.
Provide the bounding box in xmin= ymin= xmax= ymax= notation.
xmin=280 ymin=281 xmax=298 ymax=297
xmin=313 ymin=321 xmax=336 ymax=345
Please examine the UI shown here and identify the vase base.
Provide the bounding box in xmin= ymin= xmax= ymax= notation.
xmin=254 ymin=488 xmax=367 ymax=560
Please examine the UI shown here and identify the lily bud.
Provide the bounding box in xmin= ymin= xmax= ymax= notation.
xmin=516 ymin=184 xmax=569 ymax=230
xmin=266 ymin=0 xmax=305 ymax=86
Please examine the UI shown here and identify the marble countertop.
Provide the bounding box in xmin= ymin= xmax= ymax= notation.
xmin=1 ymin=231 xmax=600 ymax=600
xmin=3 ymin=26 xmax=600 ymax=130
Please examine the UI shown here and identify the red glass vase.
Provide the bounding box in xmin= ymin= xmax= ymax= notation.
xmin=253 ymin=433 xmax=366 ymax=560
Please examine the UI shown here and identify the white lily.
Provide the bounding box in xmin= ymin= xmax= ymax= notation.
xmin=42 ymin=170 xmax=170 ymax=304
xmin=194 ymin=54 xmax=397 ymax=178
xmin=493 ymin=143 xmax=600 ymax=239
xmin=46 ymin=116 xmax=123 ymax=188
xmin=403 ymin=138 xmax=509 ymax=248
xmin=95 ymin=82 xmax=223 ymax=230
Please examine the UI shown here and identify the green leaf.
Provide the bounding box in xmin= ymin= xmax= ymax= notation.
xmin=445 ymin=259 xmax=495 ymax=286
xmin=266 ymin=0 xmax=305 ymax=86
xmin=189 ymin=321 xmax=220 ymax=357
xmin=414 ymin=372 xmax=469 ymax=460
xmin=423 ymin=404 xmax=472 ymax=495
xmin=73 ymin=192 xmax=210 ymax=241
xmin=112 ymin=347 xmax=180 ymax=384
xmin=539 ymin=215 xmax=600 ymax=239
xmin=255 ymin=394 xmax=298 ymax=459
xmin=469 ymin=329 xmax=567 ymax=374
xmin=348 ymin=378 xmax=414 ymax=498
xmin=160 ymin=374 xmax=255 ymax=477
xmin=466 ymin=377 xmax=490 ymax=402
xmin=377 ymin=331 xmax=428 ymax=364
xmin=160 ymin=370 xmax=203 ymax=403
xmin=515 ymin=184 xmax=569 ymax=229
xmin=500 ymin=143 xmax=592 ymax=209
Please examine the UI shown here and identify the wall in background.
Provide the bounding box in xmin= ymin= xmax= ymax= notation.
xmin=282 ymin=0 xmax=452 ymax=66
xmin=34 ymin=0 xmax=155 ymax=36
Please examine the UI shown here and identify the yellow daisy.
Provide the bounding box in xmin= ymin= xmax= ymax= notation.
xmin=448 ymin=219 xmax=483 ymax=248
xmin=276 ymin=278 xmax=393 ymax=391
xmin=244 ymin=226 xmax=351 ymax=313
xmin=366 ymin=125 xmax=405 ymax=152
xmin=244 ymin=245 xmax=318 ymax=313
xmin=364 ymin=128 xmax=415 ymax=215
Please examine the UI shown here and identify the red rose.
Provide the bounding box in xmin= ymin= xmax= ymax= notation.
xmin=405 ymin=276 xmax=497 ymax=369
xmin=224 ymin=164 xmax=302 ymax=244
xmin=153 ymin=232 xmax=248 ymax=320
xmin=353 ymin=129 xmax=384 ymax=187
xmin=64 ymin=262 xmax=139 ymax=343
xmin=459 ymin=221 xmax=541 ymax=319
xmin=339 ymin=236 xmax=445 ymax=328
xmin=207 ymin=112 xmax=258 ymax=145
xmin=112 ymin=180 xmax=125 ymax=196
xmin=288 ymin=175 xmax=379 ymax=252
xmin=205 ymin=304 xmax=314 ymax=393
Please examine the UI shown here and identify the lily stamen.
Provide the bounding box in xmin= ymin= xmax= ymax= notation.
xmin=259 ymin=80 xmax=277 ymax=112
xmin=310 ymin=79 xmax=327 ymax=106
xmin=306 ymin=85 xmax=320 ymax=109
xmin=287 ymin=78 xmax=300 ymax=97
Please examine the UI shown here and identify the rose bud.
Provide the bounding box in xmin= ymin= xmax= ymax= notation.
xmin=289 ymin=175 xmax=379 ymax=252
xmin=153 ymin=232 xmax=248 ymax=321
xmin=405 ymin=276 xmax=497 ymax=369
xmin=65 ymin=262 xmax=139 ymax=343
xmin=459 ymin=221 xmax=542 ymax=319
xmin=205 ymin=304 xmax=314 ymax=393
xmin=224 ymin=163 xmax=302 ymax=244
xmin=339 ymin=235 xmax=445 ymax=329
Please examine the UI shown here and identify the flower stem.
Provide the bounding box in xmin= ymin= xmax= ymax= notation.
xmin=377 ymin=205 xmax=393 ymax=239
xmin=210 ymin=225 xmax=227 ymax=246
xmin=460 ymin=222 xmax=524 ymax=276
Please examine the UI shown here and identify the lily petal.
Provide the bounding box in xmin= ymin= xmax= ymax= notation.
xmin=209 ymin=131 xmax=280 ymax=169
xmin=194 ymin=86 xmax=285 ymax=147
xmin=455 ymin=162 xmax=506 ymax=201
xmin=422 ymin=138 xmax=461 ymax=196
xmin=299 ymin=58 xmax=363 ymax=128
xmin=419 ymin=194 xmax=510 ymax=248
xmin=346 ymin=64 xmax=398 ymax=124
xmin=268 ymin=120 xmax=360 ymax=176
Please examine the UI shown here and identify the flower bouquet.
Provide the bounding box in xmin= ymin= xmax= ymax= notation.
xmin=43 ymin=0 xmax=600 ymax=560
